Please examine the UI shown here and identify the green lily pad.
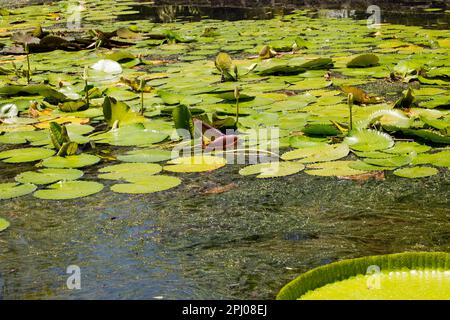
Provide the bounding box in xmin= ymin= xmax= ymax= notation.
xmin=384 ymin=142 xmax=431 ymax=154
xmin=98 ymin=163 xmax=162 ymax=180
xmin=239 ymin=162 xmax=305 ymax=178
xmin=305 ymin=161 xmax=366 ymax=177
xmin=363 ymin=155 xmax=412 ymax=168
xmin=117 ymin=148 xmax=174 ymax=163
xmin=281 ymin=143 xmax=349 ymax=163
xmin=111 ymin=175 xmax=181 ymax=194
xmin=0 ymin=147 xmax=55 ymax=163
xmin=349 ymin=161 xmax=396 ymax=171
xmin=393 ymin=166 xmax=438 ymax=179
xmin=42 ymin=154 xmax=101 ymax=168
xmin=164 ymin=155 xmax=227 ymax=173
xmin=412 ymin=150 xmax=450 ymax=167
xmin=15 ymin=168 xmax=83 ymax=185
xmin=34 ymin=181 xmax=104 ymax=200
xmin=347 ymin=54 xmax=379 ymax=68
xmin=92 ymin=124 xmax=168 ymax=147
xmin=0 ymin=218 xmax=10 ymax=232
xmin=0 ymin=182 xmax=37 ymax=200
xmin=277 ymin=252 xmax=449 ymax=300
xmin=345 ymin=130 xmax=394 ymax=152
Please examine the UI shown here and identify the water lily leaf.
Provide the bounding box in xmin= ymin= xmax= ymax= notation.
xmin=393 ymin=166 xmax=438 ymax=178
xmin=111 ymin=175 xmax=181 ymax=194
xmin=384 ymin=142 xmax=431 ymax=154
xmin=340 ymin=86 xmax=380 ymax=104
xmin=117 ymin=148 xmax=174 ymax=163
xmin=349 ymin=161 xmax=396 ymax=171
xmin=401 ymin=128 xmax=450 ymax=144
xmin=345 ymin=130 xmax=394 ymax=152
xmin=164 ymin=155 xmax=227 ymax=173
xmin=0 ymin=147 xmax=55 ymax=163
xmin=157 ymin=90 xmax=202 ymax=106
xmin=0 ymin=218 xmax=10 ymax=232
xmin=172 ymin=104 xmax=195 ymax=139
xmin=58 ymin=101 xmax=87 ymax=112
xmin=98 ymin=163 xmax=162 ymax=180
xmin=34 ymin=180 xmax=104 ymax=200
xmin=92 ymin=124 xmax=168 ymax=147
xmin=363 ymin=155 xmax=412 ymax=167
xmin=0 ymin=182 xmax=37 ymax=200
xmin=239 ymin=162 xmax=305 ymax=178
xmin=102 ymin=96 xmax=145 ymax=127
xmin=394 ymin=87 xmax=415 ymax=109
xmin=281 ymin=143 xmax=349 ymax=163
xmin=42 ymin=154 xmax=100 ymax=168
xmin=0 ymin=85 xmax=67 ymax=102
xmin=15 ymin=168 xmax=83 ymax=185
xmin=305 ymin=161 xmax=366 ymax=176
xmin=0 ymin=130 xmax=48 ymax=145
xmin=277 ymin=252 xmax=450 ymax=300
xmin=412 ymin=150 xmax=450 ymax=167
xmin=347 ymin=54 xmax=379 ymax=68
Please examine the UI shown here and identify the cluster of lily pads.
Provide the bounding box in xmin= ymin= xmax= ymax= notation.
xmin=0 ymin=2 xmax=449 ymax=217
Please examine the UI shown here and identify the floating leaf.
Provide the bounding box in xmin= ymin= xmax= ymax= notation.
xmin=345 ymin=130 xmax=394 ymax=152
xmin=117 ymin=148 xmax=174 ymax=163
xmin=15 ymin=168 xmax=83 ymax=185
xmin=393 ymin=166 xmax=438 ymax=178
xmin=102 ymin=96 xmax=144 ymax=127
xmin=239 ymin=162 xmax=305 ymax=178
xmin=305 ymin=161 xmax=366 ymax=177
xmin=281 ymin=143 xmax=349 ymax=163
xmin=0 ymin=218 xmax=10 ymax=232
xmin=34 ymin=180 xmax=104 ymax=200
xmin=164 ymin=155 xmax=227 ymax=173
xmin=98 ymin=163 xmax=162 ymax=180
xmin=110 ymin=175 xmax=181 ymax=194
xmin=0 ymin=147 xmax=55 ymax=163
xmin=0 ymin=182 xmax=37 ymax=200
xmin=277 ymin=252 xmax=450 ymax=300
xmin=42 ymin=154 xmax=100 ymax=168
xmin=384 ymin=142 xmax=431 ymax=154
xmin=347 ymin=54 xmax=379 ymax=68
xmin=363 ymin=155 xmax=412 ymax=167
xmin=92 ymin=124 xmax=168 ymax=146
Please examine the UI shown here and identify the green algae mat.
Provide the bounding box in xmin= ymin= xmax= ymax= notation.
xmin=277 ymin=252 xmax=450 ymax=300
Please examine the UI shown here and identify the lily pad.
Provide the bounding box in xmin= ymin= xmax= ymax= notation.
xmin=110 ymin=175 xmax=182 ymax=194
xmin=281 ymin=143 xmax=349 ymax=163
xmin=42 ymin=154 xmax=100 ymax=168
xmin=347 ymin=54 xmax=379 ymax=68
xmin=15 ymin=168 xmax=83 ymax=185
xmin=34 ymin=181 xmax=104 ymax=200
xmin=305 ymin=161 xmax=366 ymax=177
xmin=164 ymin=155 xmax=227 ymax=173
xmin=0 ymin=218 xmax=10 ymax=232
xmin=277 ymin=252 xmax=450 ymax=300
xmin=0 ymin=147 xmax=55 ymax=163
xmin=0 ymin=182 xmax=37 ymax=200
xmin=345 ymin=130 xmax=394 ymax=152
xmin=117 ymin=148 xmax=174 ymax=163
xmin=239 ymin=162 xmax=305 ymax=178
xmin=98 ymin=163 xmax=162 ymax=180
xmin=393 ymin=166 xmax=438 ymax=179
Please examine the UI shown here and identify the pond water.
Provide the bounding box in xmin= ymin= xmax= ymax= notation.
xmin=0 ymin=1 xmax=449 ymax=299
